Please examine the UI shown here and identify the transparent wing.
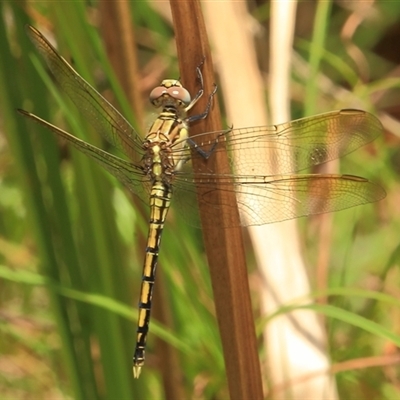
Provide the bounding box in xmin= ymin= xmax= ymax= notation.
xmin=172 ymin=172 xmax=385 ymax=228
xmin=18 ymin=110 xmax=150 ymax=204
xmin=174 ymin=109 xmax=383 ymax=175
xmin=26 ymin=25 xmax=143 ymax=163
xmin=170 ymin=109 xmax=384 ymax=227
xmin=19 ymin=109 xmax=385 ymax=228
xmin=23 ymin=24 xmax=385 ymax=228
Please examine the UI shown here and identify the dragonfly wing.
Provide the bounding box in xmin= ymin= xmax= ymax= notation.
xmin=19 ymin=110 xmax=150 ymax=203
xmin=174 ymin=109 xmax=383 ymax=175
xmin=231 ymin=173 xmax=386 ymax=226
xmin=26 ymin=25 xmax=143 ymax=163
xmin=172 ymin=170 xmax=385 ymax=228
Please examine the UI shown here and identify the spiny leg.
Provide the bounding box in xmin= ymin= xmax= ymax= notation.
xmin=187 ymin=127 xmax=232 ymax=160
xmin=185 ymin=59 xmax=218 ymax=120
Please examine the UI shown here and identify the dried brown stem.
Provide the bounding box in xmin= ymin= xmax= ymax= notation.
xmin=170 ymin=1 xmax=263 ymax=398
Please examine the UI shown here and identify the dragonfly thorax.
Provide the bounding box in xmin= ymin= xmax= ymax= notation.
xmin=142 ymin=107 xmax=189 ymax=185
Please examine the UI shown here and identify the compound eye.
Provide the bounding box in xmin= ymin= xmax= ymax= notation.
xmin=149 ymin=86 xmax=168 ymax=102
xmin=167 ymin=86 xmax=191 ymax=105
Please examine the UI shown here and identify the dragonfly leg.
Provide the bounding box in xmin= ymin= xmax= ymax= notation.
xmin=185 ymin=59 xmax=205 ymax=112
xmin=186 ymin=84 xmax=218 ymax=124
xmin=187 ymin=127 xmax=232 ymax=160
xmin=185 ymin=59 xmax=218 ymax=121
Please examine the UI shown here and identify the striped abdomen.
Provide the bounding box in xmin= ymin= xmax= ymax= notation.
xmin=133 ymin=182 xmax=172 ymax=378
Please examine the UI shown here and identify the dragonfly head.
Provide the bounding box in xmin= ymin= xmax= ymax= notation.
xmin=149 ymin=79 xmax=191 ymax=109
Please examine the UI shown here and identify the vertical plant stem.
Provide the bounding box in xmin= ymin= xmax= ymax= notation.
xmin=304 ymin=0 xmax=333 ymax=115
xmin=99 ymin=0 xmax=144 ymax=129
xmin=170 ymin=1 xmax=263 ymax=398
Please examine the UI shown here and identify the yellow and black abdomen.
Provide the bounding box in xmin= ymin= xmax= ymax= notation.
xmin=133 ymin=181 xmax=172 ymax=378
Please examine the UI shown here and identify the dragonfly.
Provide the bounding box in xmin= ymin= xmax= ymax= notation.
xmin=19 ymin=25 xmax=385 ymax=378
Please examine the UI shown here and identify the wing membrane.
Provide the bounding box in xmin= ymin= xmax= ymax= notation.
xmin=22 ymin=26 xmax=385 ymax=229
xmin=26 ymin=25 xmax=143 ymax=163
xmin=172 ymin=172 xmax=385 ymax=227
xmin=173 ymin=109 xmax=383 ymax=175
xmin=18 ymin=110 xmax=149 ymax=203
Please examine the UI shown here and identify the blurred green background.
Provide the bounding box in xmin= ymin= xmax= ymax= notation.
xmin=0 ymin=1 xmax=399 ymax=399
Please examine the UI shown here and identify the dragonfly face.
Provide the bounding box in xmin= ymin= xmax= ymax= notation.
xmin=149 ymin=79 xmax=192 ymax=109
xmin=18 ymin=25 xmax=385 ymax=379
